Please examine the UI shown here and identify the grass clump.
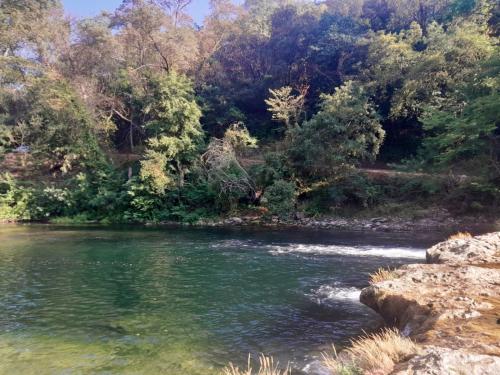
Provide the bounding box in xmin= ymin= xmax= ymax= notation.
xmin=369 ymin=267 xmax=399 ymax=284
xmin=448 ymin=231 xmax=472 ymax=240
xmin=323 ymin=329 xmax=419 ymax=375
xmin=322 ymin=346 xmax=362 ymax=375
xmin=221 ymin=354 xmax=290 ymax=375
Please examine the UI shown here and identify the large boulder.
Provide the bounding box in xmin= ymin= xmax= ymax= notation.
xmin=426 ymin=232 xmax=500 ymax=265
xmin=360 ymin=263 xmax=500 ymax=351
xmin=360 ymin=232 xmax=500 ymax=374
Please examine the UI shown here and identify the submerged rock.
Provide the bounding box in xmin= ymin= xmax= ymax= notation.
xmin=360 ymin=232 xmax=500 ymax=374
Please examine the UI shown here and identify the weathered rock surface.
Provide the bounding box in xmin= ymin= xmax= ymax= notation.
xmin=426 ymin=232 xmax=500 ymax=265
xmin=393 ymin=347 xmax=500 ymax=375
xmin=360 ymin=232 xmax=500 ymax=375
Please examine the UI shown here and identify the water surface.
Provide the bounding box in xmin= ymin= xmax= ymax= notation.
xmin=0 ymin=225 xmax=444 ymax=374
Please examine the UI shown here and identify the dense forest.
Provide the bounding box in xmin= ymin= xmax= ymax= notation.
xmin=0 ymin=0 xmax=499 ymax=223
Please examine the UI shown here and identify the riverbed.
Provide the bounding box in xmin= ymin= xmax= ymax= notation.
xmin=0 ymin=225 xmax=445 ymax=374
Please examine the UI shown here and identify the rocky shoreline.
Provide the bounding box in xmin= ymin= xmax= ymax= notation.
xmin=195 ymin=210 xmax=498 ymax=233
xmin=3 ymin=207 xmax=498 ymax=233
xmin=359 ymin=232 xmax=500 ymax=374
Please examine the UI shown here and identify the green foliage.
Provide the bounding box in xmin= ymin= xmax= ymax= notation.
xmin=140 ymin=73 xmax=204 ymax=194
xmin=0 ymin=125 xmax=12 ymax=159
xmin=252 ymin=151 xmax=292 ymax=190
xmin=419 ymin=47 xmax=500 ymax=181
xmin=0 ymin=0 xmax=499 ymax=223
xmin=10 ymin=75 xmax=102 ymax=173
xmin=288 ymin=82 xmax=385 ymax=182
xmin=445 ymin=180 xmax=500 ymax=212
xmin=69 ymin=166 xmax=129 ymax=221
xmin=0 ymin=174 xmax=33 ymax=221
xmin=417 ymin=48 xmax=500 ymax=209
xmin=421 ymin=93 xmax=499 ymax=170
xmin=0 ymin=174 xmax=73 ymax=222
xmin=124 ymin=176 xmax=218 ymax=223
xmin=198 ymin=85 xmax=247 ymax=138
xmin=263 ymin=179 xmax=297 ymax=219
xmin=303 ymin=174 xmax=383 ymax=215
xmin=265 ymin=86 xmax=306 ymax=131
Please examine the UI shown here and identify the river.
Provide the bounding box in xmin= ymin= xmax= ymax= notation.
xmin=0 ymin=225 xmax=445 ymax=374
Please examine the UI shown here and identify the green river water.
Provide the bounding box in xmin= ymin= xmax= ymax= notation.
xmin=0 ymin=225 xmax=445 ymax=374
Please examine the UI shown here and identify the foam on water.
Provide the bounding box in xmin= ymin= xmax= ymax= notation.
xmin=268 ymin=243 xmax=425 ymax=259
xmin=302 ymin=359 xmax=332 ymax=375
xmin=209 ymin=239 xmax=261 ymax=249
xmin=311 ymin=285 xmax=361 ymax=304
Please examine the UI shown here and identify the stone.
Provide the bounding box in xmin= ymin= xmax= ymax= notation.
xmin=360 ymin=232 xmax=500 ymax=374
xmin=393 ymin=347 xmax=500 ymax=375
xmin=426 ymin=232 xmax=500 ymax=265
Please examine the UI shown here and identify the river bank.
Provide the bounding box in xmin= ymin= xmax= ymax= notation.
xmin=195 ymin=209 xmax=498 ymax=233
xmin=3 ymin=210 xmax=499 ymax=234
xmin=343 ymin=232 xmax=500 ymax=374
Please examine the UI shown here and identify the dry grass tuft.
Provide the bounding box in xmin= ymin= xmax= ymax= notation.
xmin=323 ymin=329 xmax=419 ymax=375
xmin=448 ymin=231 xmax=472 ymax=240
xmin=221 ymin=354 xmax=291 ymax=375
xmin=369 ymin=267 xmax=399 ymax=284
xmin=322 ymin=345 xmax=362 ymax=375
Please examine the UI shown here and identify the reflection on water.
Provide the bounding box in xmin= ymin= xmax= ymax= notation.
xmin=0 ymin=225 xmax=444 ymax=374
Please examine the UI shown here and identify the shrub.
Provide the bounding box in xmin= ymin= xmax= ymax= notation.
xmin=263 ymin=180 xmax=296 ymax=219
xmin=302 ymin=174 xmax=382 ymax=215
xmin=31 ymin=186 xmax=72 ymax=219
xmin=68 ymin=169 xmax=129 ymax=222
xmin=251 ymin=151 xmax=291 ymax=191
xmin=0 ymin=174 xmax=33 ymax=221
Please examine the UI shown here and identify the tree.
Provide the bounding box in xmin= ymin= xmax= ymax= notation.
xmin=325 ymin=0 xmax=364 ymax=18
xmin=288 ymin=82 xmax=385 ymax=181
xmin=361 ymin=19 xmax=495 ymax=160
xmin=0 ymin=0 xmax=69 ymax=84
xmin=196 ymin=0 xmax=244 ymax=81
xmin=139 ymin=73 xmax=203 ymax=194
xmin=265 ymin=86 xmax=307 ymax=131
xmin=263 ymin=179 xmax=296 ymax=218
xmin=390 ymin=21 xmax=494 ymax=119
xmin=0 ymin=0 xmax=66 ymax=59
xmin=112 ymin=0 xmax=197 ymax=74
xmin=420 ymin=51 xmax=500 ymax=181
xmin=12 ymin=73 xmax=103 ymax=173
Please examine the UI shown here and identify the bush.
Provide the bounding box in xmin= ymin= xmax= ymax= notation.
xmin=31 ymin=186 xmax=73 ymax=219
xmin=263 ymin=180 xmax=296 ymax=219
xmin=303 ymin=174 xmax=382 ymax=215
xmin=69 ymin=169 xmax=129 ymax=221
xmin=0 ymin=174 xmax=33 ymax=221
xmin=251 ymin=151 xmax=291 ymax=189
xmin=443 ymin=180 xmax=500 ymax=213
